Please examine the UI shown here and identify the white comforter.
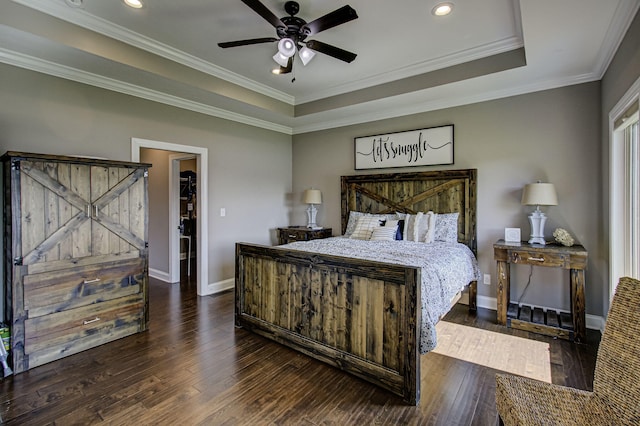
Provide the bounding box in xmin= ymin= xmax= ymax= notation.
xmin=282 ymin=237 xmax=482 ymax=353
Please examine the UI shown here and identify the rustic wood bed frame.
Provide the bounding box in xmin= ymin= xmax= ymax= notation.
xmin=235 ymin=169 xmax=477 ymax=405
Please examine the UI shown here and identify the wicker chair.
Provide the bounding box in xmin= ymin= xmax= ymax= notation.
xmin=495 ymin=276 xmax=640 ymax=425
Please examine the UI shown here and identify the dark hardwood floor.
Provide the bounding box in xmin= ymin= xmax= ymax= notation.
xmin=0 ymin=272 xmax=600 ymax=425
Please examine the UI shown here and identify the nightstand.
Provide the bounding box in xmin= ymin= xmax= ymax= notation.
xmin=493 ymin=239 xmax=588 ymax=342
xmin=277 ymin=226 xmax=332 ymax=245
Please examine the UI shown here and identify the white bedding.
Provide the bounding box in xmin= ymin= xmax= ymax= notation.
xmin=282 ymin=237 xmax=482 ymax=354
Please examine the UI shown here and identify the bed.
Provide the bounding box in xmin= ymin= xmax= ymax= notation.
xmin=235 ymin=169 xmax=478 ymax=405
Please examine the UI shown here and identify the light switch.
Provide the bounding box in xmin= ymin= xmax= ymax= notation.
xmin=220 ymin=208 xmax=226 ymax=217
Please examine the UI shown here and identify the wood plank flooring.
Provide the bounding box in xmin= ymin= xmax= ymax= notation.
xmin=0 ymin=276 xmax=600 ymax=425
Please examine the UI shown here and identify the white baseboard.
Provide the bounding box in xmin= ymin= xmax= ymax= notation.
xmin=149 ymin=268 xmax=233 ymax=296
xmin=475 ymin=296 xmax=605 ymax=333
xmin=149 ymin=267 xmax=171 ymax=283
xmin=202 ymin=278 xmax=234 ymax=296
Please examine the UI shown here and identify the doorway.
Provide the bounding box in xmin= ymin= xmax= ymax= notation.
xmin=131 ymin=138 xmax=209 ymax=296
xmin=172 ymin=154 xmax=197 ymax=281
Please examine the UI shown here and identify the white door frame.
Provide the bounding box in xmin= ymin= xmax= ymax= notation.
xmin=131 ymin=138 xmax=209 ymax=296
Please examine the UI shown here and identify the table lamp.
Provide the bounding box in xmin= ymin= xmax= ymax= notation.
xmin=304 ymin=189 xmax=322 ymax=229
xmin=521 ymin=182 xmax=558 ymax=245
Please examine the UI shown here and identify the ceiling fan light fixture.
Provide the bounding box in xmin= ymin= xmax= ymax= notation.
xmin=123 ymin=0 xmax=144 ymax=9
xmin=277 ymin=38 xmax=296 ymax=58
xmin=432 ymin=2 xmax=453 ymax=16
xmin=299 ymin=47 xmax=316 ymax=66
xmin=273 ymin=52 xmax=290 ymax=67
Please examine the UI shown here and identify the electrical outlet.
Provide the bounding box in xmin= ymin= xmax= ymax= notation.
xmin=483 ymin=274 xmax=491 ymax=285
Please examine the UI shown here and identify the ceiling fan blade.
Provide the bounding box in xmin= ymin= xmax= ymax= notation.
xmin=241 ymin=0 xmax=286 ymax=30
xmin=306 ymin=40 xmax=357 ymax=63
xmin=218 ymin=37 xmax=278 ymax=48
xmin=301 ymin=5 xmax=358 ymax=36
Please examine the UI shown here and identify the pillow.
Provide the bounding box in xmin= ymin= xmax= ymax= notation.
xmin=434 ymin=212 xmax=459 ymax=242
xmin=344 ymin=212 xmax=388 ymax=237
xmin=383 ymin=219 xmax=399 ymax=229
xmin=344 ymin=211 xmax=365 ymax=237
xmin=404 ymin=212 xmax=434 ymax=242
xmin=395 ymin=219 xmax=405 ymax=240
xmin=350 ymin=215 xmax=384 ymax=240
xmin=370 ymin=227 xmax=397 ymax=241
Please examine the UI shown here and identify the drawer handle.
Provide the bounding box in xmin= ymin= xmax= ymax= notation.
xmin=288 ymin=234 xmax=296 ymax=238
xmin=83 ymin=278 xmax=101 ymax=284
xmin=83 ymin=317 xmax=101 ymax=325
xmin=528 ymin=256 xmax=545 ymax=262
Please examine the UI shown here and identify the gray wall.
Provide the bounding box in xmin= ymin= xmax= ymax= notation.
xmin=140 ymin=148 xmax=172 ymax=273
xmin=292 ymin=83 xmax=603 ymax=316
xmin=0 ymin=63 xmax=292 ymax=290
xmin=600 ymin=10 xmax=640 ymax=314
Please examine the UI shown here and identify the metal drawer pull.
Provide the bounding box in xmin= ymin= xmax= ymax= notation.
xmin=288 ymin=234 xmax=297 ymax=238
xmin=83 ymin=317 xmax=101 ymax=325
xmin=83 ymin=278 xmax=101 ymax=284
xmin=528 ymin=256 xmax=545 ymax=262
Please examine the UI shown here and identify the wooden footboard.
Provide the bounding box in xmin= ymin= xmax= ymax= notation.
xmin=235 ymin=243 xmax=422 ymax=405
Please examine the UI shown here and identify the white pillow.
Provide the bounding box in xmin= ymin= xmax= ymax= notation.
xmin=370 ymin=227 xmax=397 ymax=241
xmin=401 ymin=212 xmax=438 ymax=242
xmin=384 ymin=219 xmax=399 ymax=229
xmin=350 ymin=216 xmax=384 ymax=240
xmin=344 ymin=212 xmax=387 ymax=237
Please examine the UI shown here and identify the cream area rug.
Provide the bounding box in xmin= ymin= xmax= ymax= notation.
xmin=431 ymin=321 xmax=552 ymax=383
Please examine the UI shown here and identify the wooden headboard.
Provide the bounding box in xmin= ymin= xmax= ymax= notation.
xmin=341 ymin=169 xmax=477 ymax=253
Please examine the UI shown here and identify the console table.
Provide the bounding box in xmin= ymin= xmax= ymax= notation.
xmin=494 ymin=240 xmax=588 ymax=342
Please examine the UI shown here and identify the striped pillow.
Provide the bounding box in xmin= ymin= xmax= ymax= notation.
xmin=350 ymin=216 xmax=383 ymax=240
xmin=370 ymin=226 xmax=397 ymax=241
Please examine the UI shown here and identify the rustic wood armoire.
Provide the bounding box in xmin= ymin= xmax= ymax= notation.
xmin=2 ymin=151 xmax=151 ymax=373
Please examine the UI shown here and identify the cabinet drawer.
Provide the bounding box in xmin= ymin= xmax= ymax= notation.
xmin=23 ymin=258 xmax=145 ymax=318
xmin=510 ymin=250 xmax=567 ymax=268
xmin=23 ymin=293 xmax=144 ymax=367
xmin=278 ymin=228 xmax=332 ymax=244
xmin=283 ymin=229 xmax=308 ymax=242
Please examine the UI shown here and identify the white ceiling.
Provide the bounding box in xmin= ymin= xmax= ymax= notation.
xmin=1 ymin=0 xmax=639 ymax=134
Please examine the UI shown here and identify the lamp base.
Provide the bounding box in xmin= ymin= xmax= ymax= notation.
xmin=527 ymin=206 xmax=548 ymax=245
xmin=306 ymin=204 xmax=319 ymax=229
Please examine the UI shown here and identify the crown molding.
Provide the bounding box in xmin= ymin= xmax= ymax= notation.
xmin=294 ymin=35 xmax=525 ymax=105
xmin=593 ymin=0 xmax=640 ymax=79
xmin=11 ymin=0 xmax=295 ymax=105
xmin=0 ymin=47 xmax=293 ymax=135
xmin=0 ymin=44 xmax=603 ymax=138
xmin=291 ymin=72 xmax=601 ymax=134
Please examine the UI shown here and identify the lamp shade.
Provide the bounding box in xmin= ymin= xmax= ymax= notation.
xmin=521 ymin=183 xmax=558 ymax=206
xmin=277 ymin=38 xmax=296 ymax=58
xmin=299 ymin=46 xmax=316 ymax=66
xmin=303 ymin=189 xmax=322 ymax=204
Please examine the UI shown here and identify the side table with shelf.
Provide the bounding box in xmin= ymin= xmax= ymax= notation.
xmin=493 ymin=239 xmax=588 ymax=342
xmin=277 ymin=226 xmax=332 ymax=245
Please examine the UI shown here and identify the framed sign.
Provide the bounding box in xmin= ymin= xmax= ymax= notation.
xmin=354 ymin=124 xmax=454 ymax=170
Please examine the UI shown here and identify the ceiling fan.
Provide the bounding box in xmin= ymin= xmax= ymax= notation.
xmin=218 ymin=0 xmax=358 ymax=75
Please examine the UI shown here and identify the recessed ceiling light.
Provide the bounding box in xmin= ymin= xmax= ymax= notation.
xmin=432 ymin=2 xmax=453 ymax=16
xmin=123 ymin=0 xmax=143 ymax=9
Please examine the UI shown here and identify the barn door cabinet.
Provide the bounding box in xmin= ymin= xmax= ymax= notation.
xmin=2 ymin=151 xmax=151 ymax=374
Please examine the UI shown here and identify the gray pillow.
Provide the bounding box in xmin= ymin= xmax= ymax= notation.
xmin=434 ymin=212 xmax=459 ymax=243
